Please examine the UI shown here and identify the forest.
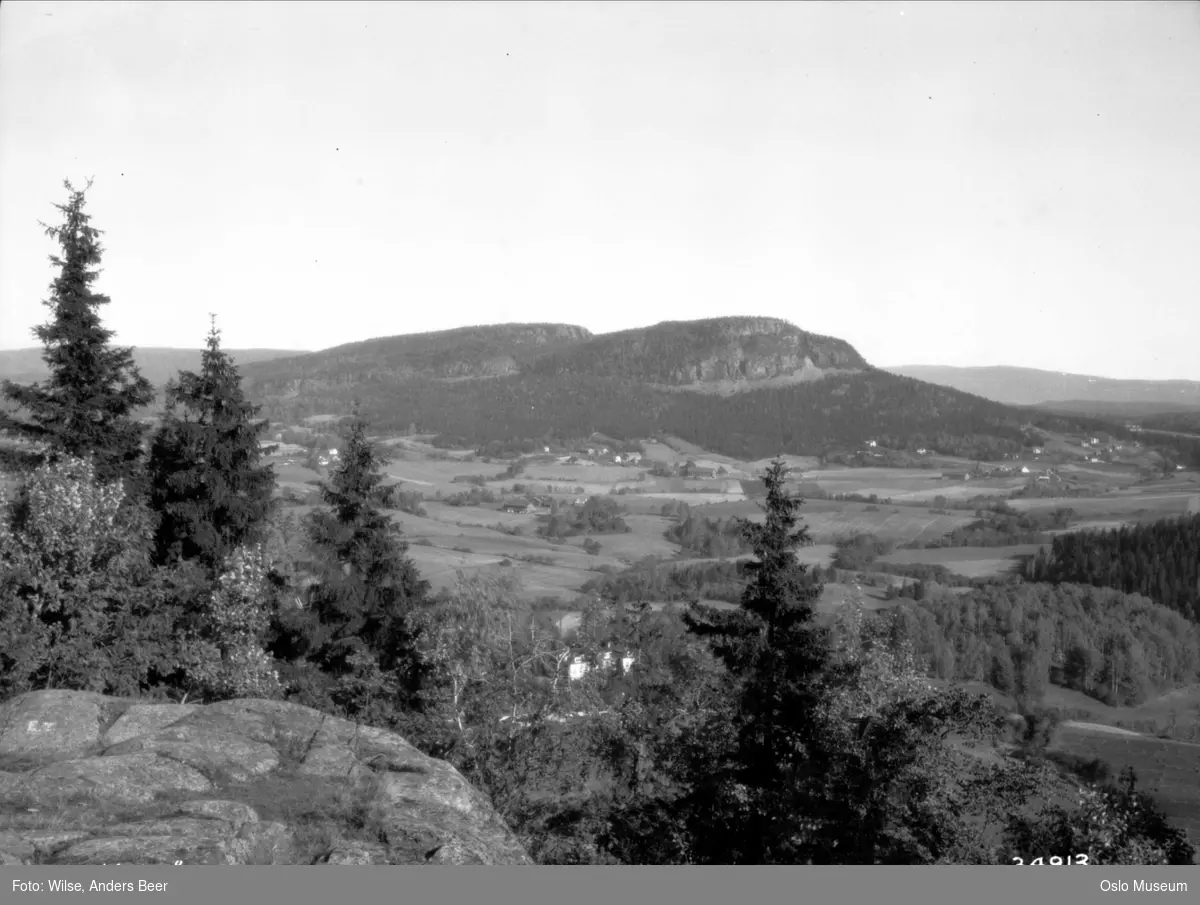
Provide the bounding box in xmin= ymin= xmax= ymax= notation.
xmin=1028 ymin=515 xmax=1200 ymax=623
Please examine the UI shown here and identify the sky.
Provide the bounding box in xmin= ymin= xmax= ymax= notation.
xmin=2 ymin=1 xmax=1200 ymax=380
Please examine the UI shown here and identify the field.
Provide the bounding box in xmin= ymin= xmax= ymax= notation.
xmin=1006 ymin=491 xmax=1198 ymax=518
xmin=1049 ymin=726 xmax=1200 ymax=855
xmin=692 ymin=498 xmax=978 ymax=545
xmin=876 ymin=544 xmax=1046 ymax=579
xmin=929 ymin=681 xmax=1200 ymax=860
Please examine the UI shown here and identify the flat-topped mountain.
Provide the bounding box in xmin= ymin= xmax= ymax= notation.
xmin=236 ymin=317 xmax=1071 ymax=461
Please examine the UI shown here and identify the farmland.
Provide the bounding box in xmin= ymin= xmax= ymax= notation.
xmin=876 ymin=544 xmax=1046 ymax=579
xmin=249 ymin=428 xmax=1200 ymax=603
xmin=1049 ymin=726 xmax=1200 ymax=852
xmin=691 ymin=498 xmax=979 ymax=545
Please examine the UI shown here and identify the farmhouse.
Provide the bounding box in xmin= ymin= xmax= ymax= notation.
xmin=500 ymin=502 xmax=534 ymax=514
xmin=568 ymin=649 xmax=637 ymax=681
xmin=941 ymin=471 xmax=970 ymax=481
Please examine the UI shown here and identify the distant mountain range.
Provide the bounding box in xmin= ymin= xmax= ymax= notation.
xmin=0 ymin=347 xmax=309 ymax=390
xmin=885 ymin=365 xmax=1200 ymax=415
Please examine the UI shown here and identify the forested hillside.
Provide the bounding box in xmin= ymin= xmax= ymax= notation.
xmin=236 ymin=317 xmax=1200 ymax=465
xmin=249 ymin=367 xmax=1046 ymax=461
xmin=1029 ymin=515 xmax=1200 ymax=623
xmin=243 ymin=323 xmax=591 ymax=387
xmin=904 ymin=582 xmax=1200 ymax=708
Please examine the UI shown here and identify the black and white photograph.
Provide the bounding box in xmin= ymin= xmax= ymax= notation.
xmin=1 ymin=0 xmax=1199 ymax=875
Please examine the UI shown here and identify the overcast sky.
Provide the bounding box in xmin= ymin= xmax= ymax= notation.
xmin=2 ymin=1 xmax=1199 ymax=380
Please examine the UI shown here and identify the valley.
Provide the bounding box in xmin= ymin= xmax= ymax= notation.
xmin=6 ymin=316 xmax=1200 ymax=864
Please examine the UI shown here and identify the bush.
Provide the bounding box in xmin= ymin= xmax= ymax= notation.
xmin=0 ymin=454 xmax=202 ymax=698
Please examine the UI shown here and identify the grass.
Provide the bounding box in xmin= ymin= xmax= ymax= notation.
xmin=696 ymin=499 xmax=977 ymax=545
xmin=876 ymin=544 xmax=1045 ymax=579
xmin=1049 ymin=726 xmax=1200 ymax=857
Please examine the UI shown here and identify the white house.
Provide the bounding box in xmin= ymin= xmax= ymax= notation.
xmin=867 ymin=440 xmax=877 ymax=448
xmin=614 ymin=455 xmax=622 ymax=464
xmin=569 ymin=651 xmax=636 ymax=681
xmin=329 ymin=448 xmax=339 ymax=457
xmin=1020 ymin=466 xmax=1030 ymax=474
xmin=544 ymin=446 xmax=550 ymax=453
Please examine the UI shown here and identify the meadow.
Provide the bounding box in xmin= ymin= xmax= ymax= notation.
xmin=876 ymin=544 xmax=1046 ymax=579
xmin=1049 ymin=725 xmax=1200 ymax=853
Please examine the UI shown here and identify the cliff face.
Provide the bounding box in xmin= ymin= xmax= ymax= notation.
xmin=524 ymin=317 xmax=868 ymax=387
xmin=0 ymin=690 xmax=531 ymax=866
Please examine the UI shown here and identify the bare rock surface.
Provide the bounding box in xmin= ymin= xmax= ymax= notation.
xmin=0 ymin=690 xmax=531 ymax=865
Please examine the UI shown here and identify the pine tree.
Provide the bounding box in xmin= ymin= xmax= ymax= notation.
xmin=279 ymin=406 xmax=430 ymax=715
xmin=0 ymin=180 xmax=154 ymax=490
xmin=146 ymin=316 xmax=276 ymax=570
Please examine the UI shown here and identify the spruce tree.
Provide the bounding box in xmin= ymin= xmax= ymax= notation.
xmin=146 ymin=316 xmax=276 ymax=570
xmin=0 ymin=180 xmax=154 ymax=489
xmin=681 ymin=458 xmax=833 ymax=863
xmin=282 ymin=407 xmax=429 ymax=712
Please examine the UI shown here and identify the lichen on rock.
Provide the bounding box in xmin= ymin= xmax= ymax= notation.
xmin=0 ymin=690 xmax=532 ymax=865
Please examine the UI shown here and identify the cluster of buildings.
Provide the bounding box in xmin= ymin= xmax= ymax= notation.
xmin=552 ymin=446 xmax=644 ymax=467
xmin=500 ymin=494 xmax=552 ymax=514
xmin=568 ymin=648 xmax=637 ymax=681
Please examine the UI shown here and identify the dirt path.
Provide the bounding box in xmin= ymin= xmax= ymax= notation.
xmin=1061 ymin=720 xmax=1142 ymax=737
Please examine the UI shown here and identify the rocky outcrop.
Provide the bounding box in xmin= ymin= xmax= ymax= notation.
xmin=0 ymin=690 xmax=532 ymax=865
xmin=525 ymin=316 xmax=869 ymax=387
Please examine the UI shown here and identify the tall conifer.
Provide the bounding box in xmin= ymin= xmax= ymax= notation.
xmin=286 ymin=406 xmax=429 ymax=706
xmin=681 ymin=458 xmax=832 ymax=863
xmin=147 ymin=316 xmax=276 ymax=569
xmin=0 ymin=180 xmax=154 ymax=489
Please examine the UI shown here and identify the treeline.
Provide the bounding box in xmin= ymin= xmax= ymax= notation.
xmin=581 ymin=556 xmax=751 ymax=605
xmin=898 ymin=582 xmax=1200 ymax=709
xmin=1028 ymin=515 xmax=1200 ymax=623
xmin=661 ymin=501 xmax=754 ymax=558
xmin=912 ymin=507 xmax=1073 ymax=549
xmin=538 ymin=496 xmax=630 ymax=539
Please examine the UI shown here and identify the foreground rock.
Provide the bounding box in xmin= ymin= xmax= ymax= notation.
xmin=0 ymin=691 xmax=532 ymax=865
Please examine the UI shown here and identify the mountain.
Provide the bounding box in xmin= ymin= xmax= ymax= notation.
xmin=237 ymin=317 xmax=1088 ymax=462
xmin=885 ymin=365 xmax=1200 ymax=410
xmin=0 ymin=346 xmax=308 ymax=390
